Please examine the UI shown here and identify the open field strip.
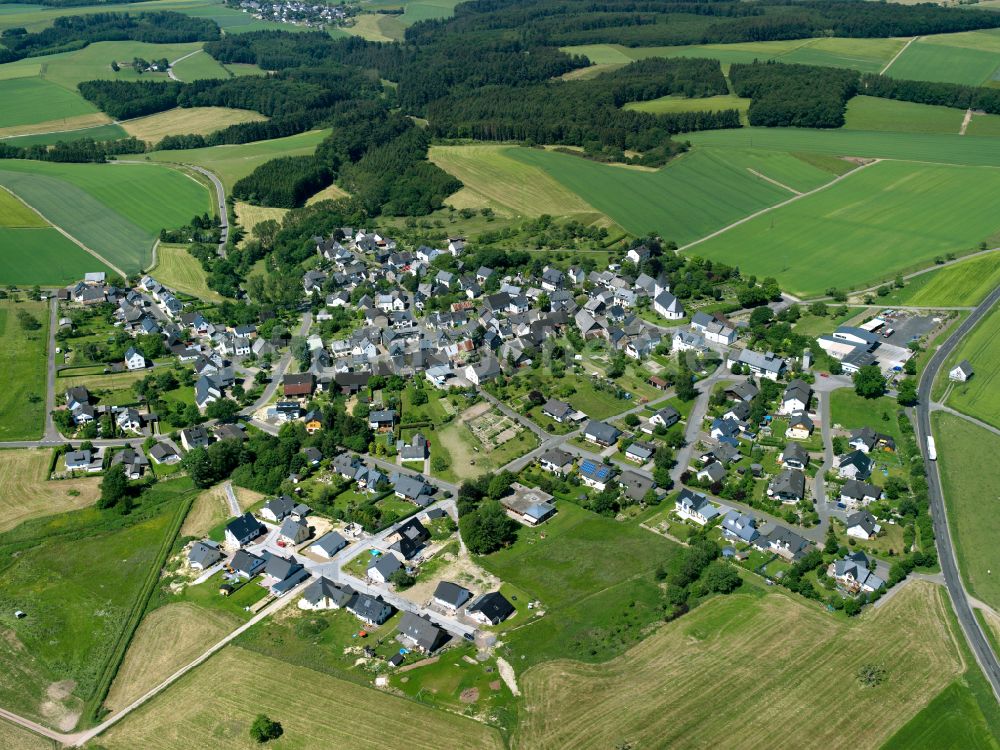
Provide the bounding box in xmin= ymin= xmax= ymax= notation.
xmin=886 ymin=38 xmax=1000 ymax=86
xmin=121 ymin=107 xmax=268 ymax=144
xmin=0 ymin=227 xmax=112 ymax=285
xmin=0 ymin=450 xmax=100 ymax=533
xmin=878 ymin=252 xmax=1000 ymax=307
xmin=0 ymin=300 xmax=48 ymax=441
xmin=149 ymin=243 xmax=224 ymax=303
xmin=0 ymin=113 xmax=113 ymax=141
xmin=939 ymin=304 xmax=1000 ymax=429
xmin=180 ymin=484 xmax=263 ymax=538
xmin=686 ymin=160 xmax=1000 ymax=297
xmin=148 ymin=129 xmax=330 ymax=191
xmin=169 ymin=49 xmax=231 ymax=81
xmin=844 ymin=96 xmax=966 ymax=135
xmin=306 ymin=182 xmax=350 ymax=204
xmin=96 ymin=645 xmax=505 ymax=749
xmin=515 ymin=583 xmax=963 ymax=749
xmin=2 ymin=124 xmax=129 ymax=149
xmin=0 ymin=718 xmax=54 ymax=750
xmin=624 ymin=93 xmax=750 ymax=122
xmin=0 ymin=77 xmax=101 ymax=130
xmin=0 ymin=187 xmax=47 ymax=228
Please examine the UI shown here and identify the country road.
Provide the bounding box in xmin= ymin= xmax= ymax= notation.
xmin=916 ymin=281 xmax=1000 ymax=700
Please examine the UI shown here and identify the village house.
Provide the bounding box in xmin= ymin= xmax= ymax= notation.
xmin=502 ymin=482 xmax=557 ymax=525
xmin=845 ymin=510 xmax=881 ymax=540
xmin=310 ymin=531 xmax=348 ymax=559
xmin=224 ymin=512 xmax=265 ymax=549
xmin=950 ymin=359 xmax=974 ymax=382
xmin=757 ymin=525 xmax=811 ymax=562
xmin=721 ymin=509 xmax=759 ymax=543
xmin=785 ymin=412 xmax=815 ymax=440
xmin=828 ymin=551 xmax=885 ymax=594
xmin=839 ymin=479 xmax=883 ymax=508
xmin=538 ymin=448 xmax=574 ymax=475
xmin=780 ymin=379 xmax=811 ymax=415
xmin=180 ymin=426 xmax=211 ymax=452
xmin=583 ymin=420 xmax=622 ymax=447
xmin=187 ymin=540 xmax=222 ymax=570
xmin=768 ymin=468 xmax=806 ymax=503
xmin=347 ymin=593 xmax=395 ymax=626
xmin=368 ymin=552 xmax=403 ymax=584
xmin=779 ymin=442 xmax=810 ymax=471
xmin=299 ymin=577 xmax=354 ymax=611
xmin=675 ymin=489 xmax=721 ymax=525
xmin=727 ymin=349 xmax=786 ymax=381
xmin=578 ymin=459 xmax=617 ymax=491
xmin=837 ymin=450 xmax=873 ymax=480
xmin=467 ymin=591 xmax=515 ymax=625
xmin=432 ymin=581 xmax=472 ymax=612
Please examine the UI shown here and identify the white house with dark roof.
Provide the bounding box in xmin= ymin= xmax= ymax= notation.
xmin=846 ymin=510 xmax=881 ymax=540
xmin=675 ymin=489 xmax=721 ymax=525
xmin=727 ymin=348 xmax=786 ymax=381
xmin=950 ymin=360 xmax=974 ymax=382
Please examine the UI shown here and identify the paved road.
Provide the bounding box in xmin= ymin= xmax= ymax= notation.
xmin=812 ymin=389 xmax=835 ymax=535
xmin=240 ymin=312 xmax=311 ymax=418
xmin=670 ymin=364 xmax=726 ymax=487
xmin=185 ymin=164 xmax=229 ymax=257
xmin=916 ymin=282 xmax=1000 ymax=700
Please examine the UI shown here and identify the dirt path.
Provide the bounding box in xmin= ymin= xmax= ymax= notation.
xmin=747 ymin=168 xmax=801 ymax=195
xmin=960 ymin=108 xmax=973 ymax=136
xmin=880 ymin=36 xmax=918 ymax=75
xmin=167 ymin=49 xmax=201 ymax=82
xmin=496 ymin=657 xmax=520 ymax=697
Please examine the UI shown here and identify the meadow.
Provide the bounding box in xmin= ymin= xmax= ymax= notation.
xmin=233 ymin=201 xmax=288 ymax=239
xmin=121 ymin=107 xmax=267 ymax=145
xmin=0 ymin=300 xmax=48 ymax=441
xmin=686 ymin=160 xmax=1000 ymax=297
xmin=2 ymin=123 xmax=128 ymax=148
xmin=879 ymin=252 xmax=1000 ymax=307
xmin=149 ymin=243 xmax=223 ymax=303
xmin=0 ymin=449 xmax=100 ymax=533
xmin=148 ymin=129 xmax=330 ymax=190
xmin=0 ymin=719 xmax=54 ymax=750
xmin=934 ymin=413 xmax=1000 ymax=614
xmin=514 ymin=583 xmax=965 ymax=749
xmin=0 ymin=78 xmax=102 ymax=131
xmin=96 ymin=645 xmax=505 ymax=749
xmin=885 ymin=39 xmax=1000 ymax=86
xmin=941 ymin=304 xmax=1000 ymax=429
xmin=0 ymin=161 xmax=211 ymax=274
xmin=169 ymin=49 xmax=232 ymax=81
xmin=883 ymin=676 xmax=1000 ymax=750
xmin=843 ymin=96 xmax=965 ymax=135
xmin=0 ymin=187 xmax=46 ymax=228
xmin=624 ymin=93 xmax=750 ymax=122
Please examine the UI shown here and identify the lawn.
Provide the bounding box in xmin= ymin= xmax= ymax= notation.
xmin=884 ymin=39 xmax=1000 ymax=86
xmin=0 ymin=76 xmax=100 ymax=130
xmin=879 ymin=252 xmax=1000 ymax=307
xmin=934 ymin=412 xmax=1000 ymax=613
xmin=882 ymin=678 xmax=1000 ymax=750
xmin=941 ymin=303 xmax=1000 ymax=429
xmin=148 ymin=129 xmax=330 ymax=191
xmin=96 ymin=645 xmax=505 ymax=750
xmin=56 ymin=369 xmax=147 ymax=407
xmin=687 ymin=160 xmax=1000 ymax=296
xmin=121 ymin=107 xmax=267 ymax=145
xmin=0 ymin=160 xmax=212 ymax=274
xmin=829 ymin=391 xmax=903 ymax=445
xmin=150 ymin=243 xmax=224 ymax=303
xmin=0 ymin=449 xmax=100 ymax=532
xmin=477 ymin=502 xmax=679 ymax=667
xmin=434 ymin=408 xmax=538 ymax=482
xmin=515 ymin=582 xmax=964 ymax=749
xmin=843 ymin=96 xmax=965 ymax=135
xmin=0 ymin=227 xmax=112 ymax=286
xmin=0 ymin=299 xmax=48 ymax=441
xmin=169 ymin=50 xmax=232 ymax=81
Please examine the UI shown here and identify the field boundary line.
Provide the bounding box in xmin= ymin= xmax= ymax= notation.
xmin=0 ymin=185 xmax=126 ymax=278
xmin=678 ymin=158 xmax=881 ymax=253
xmin=960 ymin=109 xmax=972 ymax=136
xmin=746 ymin=168 xmax=801 ymax=195
xmin=880 ymin=36 xmax=918 ymax=75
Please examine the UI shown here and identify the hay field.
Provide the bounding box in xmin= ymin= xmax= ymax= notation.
xmin=181 ymin=484 xmax=264 ymax=538
xmin=0 ymin=299 xmax=48 ymax=440
xmin=234 ymin=201 xmax=288 ymax=238
xmin=881 ymin=252 xmax=1000 ymax=307
xmin=625 ymin=93 xmax=749 ymax=119
xmin=151 ymin=243 xmax=223 ymax=303
xmin=0 ymin=449 xmax=100 ymax=532
xmin=122 ymin=107 xmax=268 ymax=144
xmin=306 ymin=182 xmax=350 ymax=204
xmin=0 ymin=718 xmax=55 ymax=750
xmin=105 ymin=603 xmax=237 ymax=713
xmin=516 ymin=583 xmax=963 ymax=750
xmin=0 ymin=112 xmax=112 ymax=140
xmin=97 ymin=645 xmax=505 ymax=750
xmin=0 ymin=77 xmax=100 ymax=130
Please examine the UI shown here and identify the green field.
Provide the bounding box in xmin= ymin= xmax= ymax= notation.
xmin=879 ymin=252 xmax=1000 ymax=307
xmin=686 ymin=160 xmax=1000 ymax=296
xmin=2 ymin=124 xmax=129 ymax=148
xmin=148 ymin=129 xmax=330 ymax=190
xmin=966 ymin=113 xmax=1000 ymax=137
xmin=934 ymin=413 xmax=1000 ymax=613
xmin=624 ymin=93 xmax=750 ymax=121
xmin=0 ymin=188 xmax=46 ymax=228
xmin=0 ymin=227 xmax=113 ymax=286
xmin=0 ymin=77 xmax=100 ymax=129
xmin=941 ymin=304 xmax=1000 ymax=429
xmin=0 ymin=161 xmax=211 ymax=274
xmin=885 ymin=39 xmax=1000 ymax=87
xmin=0 ymin=299 xmax=49 ymax=440
xmin=883 ymin=677 xmax=1000 ymax=750
xmin=150 ymin=243 xmax=223 ymax=302
xmin=844 ymin=96 xmax=965 ymax=135
xmin=169 ymin=50 xmax=231 ymax=81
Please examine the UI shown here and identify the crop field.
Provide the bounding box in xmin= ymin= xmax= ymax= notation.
xmin=966 ymin=113 xmax=1000 ymax=137
xmin=686 ymin=160 xmax=1000 ymax=297
xmin=0 ymin=449 xmax=100 ymax=533
xmin=624 ymin=93 xmax=750 ymax=122
xmin=844 ymin=96 xmax=965 ymax=135
xmin=686 ymin=128 xmax=1000 ymax=168
xmin=941 ymin=305 xmax=1000 ymax=429
xmin=0 ymin=227 xmax=110 ymax=286
xmin=0 ymin=77 xmax=101 ymax=131
xmin=0 ymin=161 xmax=211 ymax=274
xmin=880 ymin=252 xmax=1000 ymax=307
xmin=515 ymin=582 xmax=963 ymax=750
xmin=105 ymin=602 xmax=236 ymax=713
xmin=0 ymin=506 xmax=177 ymax=729
xmin=883 ymin=677 xmax=1000 ymax=750
xmin=150 ymin=243 xmax=223 ymax=303
xmin=169 ymin=50 xmax=231 ymax=81
xmin=0 ymin=300 xmax=48 ymax=441
xmin=234 ymin=201 xmax=288 ymax=238
xmin=149 ymin=129 xmax=329 ymax=190
xmin=122 ymin=107 xmax=267 ymax=144
xmin=498 ymin=146 xmax=844 ymax=244
xmin=885 ymin=39 xmax=1000 ymax=86
xmin=97 ymin=645 xmax=504 ymax=749
xmin=3 ymin=123 xmax=129 ymax=148
xmin=934 ymin=413 xmax=1000 ymax=613
xmin=0 ymin=718 xmax=54 ymax=750
xmin=0 ymin=188 xmax=46 ymax=228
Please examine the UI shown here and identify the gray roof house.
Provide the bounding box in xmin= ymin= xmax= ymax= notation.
xmin=261 ymin=552 xmax=310 ymax=596
xmin=279 ymin=516 xmax=311 ymax=545
xmin=432 ymin=581 xmax=473 ymax=611
xmin=721 ymin=509 xmax=759 ymax=543
xmin=368 ymin=553 xmax=403 ymax=583
xmin=768 ymin=468 xmax=806 ymax=503
xmin=187 ymin=540 xmax=222 ymax=570
xmin=728 ymin=349 xmax=786 ymax=380
xmin=583 ymin=419 xmax=622 ymax=446
xmin=299 ymin=577 xmax=354 ymax=610
xmin=261 ymin=495 xmax=296 ymax=523
xmin=780 ymin=442 xmax=809 ymax=470
xmin=837 ymin=450 xmax=873 ymax=480
xmin=225 ymin=512 xmax=265 ymax=549
xmin=397 ymin=612 xmax=449 ymax=653
xmin=311 ymin=531 xmax=348 ymax=558
xmin=467 ymin=591 xmax=515 ymax=625
xmin=347 ymin=593 xmax=395 ymax=625
xmin=829 ymin=551 xmax=885 ymax=593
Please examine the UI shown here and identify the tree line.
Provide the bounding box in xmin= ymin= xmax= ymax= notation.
xmin=730 ymin=60 xmax=859 ymax=128
xmin=0 ymin=136 xmax=145 ymax=163
xmin=860 ymin=73 xmax=1000 ymax=115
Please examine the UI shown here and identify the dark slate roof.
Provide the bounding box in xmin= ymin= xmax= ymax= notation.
xmin=433 ymin=581 xmax=473 ymax=608
xmin=467 ymin=591 xmax=515 ymax=624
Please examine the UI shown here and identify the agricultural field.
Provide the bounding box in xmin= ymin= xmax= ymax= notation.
xmin=149 ymin=243 xmax=224 ymax=303
xmin=934 ymin=413 xmax=1000 ymax=614
xmin=348 ymin=13 xmax=405 ymax=42
xmin=306 ymin=181 xmax=350 ymax=204
xmin=883 ymin=677 xmax=1000 ymax=750
xmin=169 ymin=49 xmax=231 ymax=81
xmin=0 ymin=719 xmax=54 ymax=750
xmin=234 ymin=201 xmax=288 ymax=239
xmin=0 ymin=449 xmax=100 ymax=533
xmin=121 ymin=107 xmax=268 ymax=144
xmin=686 ymin=160 xmax=1000 ymax=297
xmin=940 ymin=304 xmax=1000 ymax=429
xmin=2 ymin=123 xmax=129 ymax=148
xmin=878 ymin=252 xmax=1000 ymax=307
xmin=96 ymin=645 xmax=505 ymax=750
xmin=0 ymin=77 xmax=103 ymax=132
xmin=180 ymin=484 xmax=263 ymax=538
xmin=148 ymin=129 xmax=330 ymax=190
xmin=884 ymin=38 xmax=1000 ymax=87
xmin=843 ymin=96 xmax=965 ymax=135
xmin=0 ymin=161 xmax=211 ymax=274
xmin=0 ymin=227 xmax=110 ymax=286
xmin=624 ymin=93 xmax=749 ymax=122
xmin=0 ymin=188 xmax=46 ymax=228
xmin=104 ymin=602 xmax=236 ymax=713
xmin=514 ymin=583 xmax=965 ymax=750
xmin=965 ymin=113 xmax=1000 ymax=137
xmin=0 ymin=299 xmax=48 ymax=441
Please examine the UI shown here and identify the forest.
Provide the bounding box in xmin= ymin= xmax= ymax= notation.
xmin=0 ymin=136 xmax=145 ymax=163
xmin=232 ymin=155 xmax=333 ymax=208
xmin=730 ymin=61 xmax=859 ymax=128
xmin=0 ymin=12 xmax=218 ymax=63
xmin=859 ymin=73 xmax=1000 ymax=116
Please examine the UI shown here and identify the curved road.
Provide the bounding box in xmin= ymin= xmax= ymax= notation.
xmin=916 ymin=283 xmax=1000 ymax=699
xmin=184 ymin=164 xmax=229 ymax=257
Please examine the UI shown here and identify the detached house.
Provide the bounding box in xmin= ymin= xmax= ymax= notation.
xmin=397 ymin=612 xmax=449 ymax=654
xmin=785 ymin=412 xmax=814 ymax=440
xmin=541 ymin=398 xmax=576 ymax=424
xmin=721 ymin=509 xmax=759 ymax=543
xmin=653 ymin=290 xmax=684 ymax=320
xmin=828 ymin=551 xmax=885 ymax=594
xmin=727 ymin=349 xmax=786 ymax=381
xmin=465 ymin=357 xmax=502 ymax=385
xmin=299 ymin=577 xmax=354 ymax=611
xmin=837 ymin=450 xmax=873 ymax=480
xmin=368 ymin=409 xmax=397 ymax=432
xmin=538 ymin=448 xmax=574 ymax=475
xmin=840 ymin=479 xmax=883 ymax=508
xmin=846 ymin=510 xmax=881 ymax=540
xmin=124 ymin=347 xmax=147 ymax=371
xmin=224 ymin=512 xmax=265 ymax=549
xmin=583 ymin=420 xmax=621 ymax=447
xmin=675 ymin=489 xmax=721 ymax=525
xmin=780 ymin=442 xmax=809 ymax=471
xmin=467 ymin=591 xmax=515 ymax=625
xmin=950 ymin=360 xmax=974 ymax=382
xmin=780 ymin=379 xmax=811 ymax=415
xmin=768 ymin=468 xmax=805 ymax=503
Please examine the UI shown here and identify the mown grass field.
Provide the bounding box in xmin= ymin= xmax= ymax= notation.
xmin=0 ymin=161 xmax=211 ymax=274
xmin=122 ymin=107 xmax=267 ymax=144
xmin=844 ymin=96 xmax=965 ymax=135
xmin=97 ymin=645 xmax=505 ymax=749
xmin=149 ymin=129 xmax=329 ymax=190
xmin=883 ymin=677 xmax=1000 ymax=750
xmin=169 ymin=49 xmax=231 ymax=81
xmin=234 ymin=201 xmax=288 ymax=239
xmin=880 ymin=252 xmax=1000 ymax=307
xmin=687 ymin=160 xmax=1000 ymax=297
xmin=0 ymin=718 xmax=54 ymax=750
xmin=515 ymin=582 xmax=964 ymax=749
xmin=305 ymin=181 xmax=349 ymax=204
xmin=934 ymin=413 xmax=1000 ymax=614
xmin=150 ymin=243 xmax=223 ymax=303
xmin=0 ymin=300 xmax=48 ymax=440
xmin=941 ymin=304 xmax=1000 ymax=429
xmin=0 ymin=449 xmax=100 ymax=533
xmin=885 ymin=39 xmax=1000 ymax=86
xmin=0 ymin=227 xmax=111 ymax=286
xmin=0 ymin=77 xmax=100 ymax=130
